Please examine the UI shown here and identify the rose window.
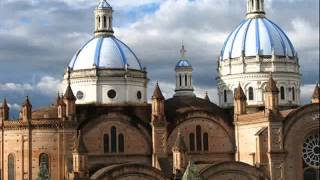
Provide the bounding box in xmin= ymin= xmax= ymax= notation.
xmin=303 ymin=134 xmax=320 ymax=168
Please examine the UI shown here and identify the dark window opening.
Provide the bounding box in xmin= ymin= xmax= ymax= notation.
xmin=111 ymin=126 xmax=117 ymax=152
xmin=185 ymin=74 xmax=187 ymax=86
xmin=196 ymin=125 xmax=202 ymax=151
xmin=179 ymin=75 xmax=182 ymax=86
xmin=248 ymin=87 xmax=254 ymax=100
xmin=292 ymin=87 xmax=295 ymax=101
xmin=224 ymin=90 xmax=227 ymax=103
xmin=280 ymin=87 xmax=285 ymax=100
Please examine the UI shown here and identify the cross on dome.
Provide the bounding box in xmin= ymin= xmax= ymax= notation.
xmin=180 ymin=44 xmax=187 ymax=60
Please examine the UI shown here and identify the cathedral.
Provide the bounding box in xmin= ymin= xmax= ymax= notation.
xmin=0 ymin=0 xmax=319 ymax=179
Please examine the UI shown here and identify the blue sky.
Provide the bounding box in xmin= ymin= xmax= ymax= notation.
xmin=0 ymin=0 xmax=319 ymax=117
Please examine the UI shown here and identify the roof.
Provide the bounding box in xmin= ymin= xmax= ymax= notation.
xmin=22 ymin=96 xmax=32 ymax=107
xmin=312 ymin=83 xmax=320 ymax=99
xmin=182 ymin=161 xmax=202 ymax=180
xmin=97 ymin=0 xmax=111 ymax=9
xmin=69 ymin=36 xmax=143 ymax=71
xmin=152 ymin=83 xmax=165 ymax=100
xmin=234 ymin=84 xmax=247 ymax=100
xmin=173 ymin=130 xmax=187 ymax=151
xmin=176 ymin=60 xmax=192 ymax=68
xmin=63 ymin=83 xmax=76 ymax=101
xmin=265 ymin=74 xmax=279 ymax=93
xmin=221 ymin=17 xmax=296 ymax=60
xmin=165 ymin=96 xmax=232 ymax=126
xmin=73 ymin=131 xmax=88 ymax=153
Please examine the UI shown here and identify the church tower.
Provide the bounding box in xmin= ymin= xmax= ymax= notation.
xmin=151 ymin=83 xmax=168 ymax=169
xmin=174 ymin=45 xmax=194 ymax=97
xmin=172 ymin=129 xmax=187 ymax=178
xmin=94 ymin=0 xmax=113 ymax=37
xmin=0 ymin=98 xmax=9 ymax=121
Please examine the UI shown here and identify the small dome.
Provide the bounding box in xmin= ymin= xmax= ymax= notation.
xmin=176 ymin=60 xmax=192 ymax=68
xmin=69 ymin=36 xmax=143 ymax=71
xmin=221 ymin=18 xmax=296 ymax=60
xmin=97 ymin=0 xmax=111 ymax=9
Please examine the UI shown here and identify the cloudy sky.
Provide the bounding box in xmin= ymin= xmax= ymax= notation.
xmin=0 ymin=0 xmax=319 ymax=117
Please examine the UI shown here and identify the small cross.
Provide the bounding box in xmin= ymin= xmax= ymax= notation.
xmin=180 ymin=44 xmax=187 ymax=59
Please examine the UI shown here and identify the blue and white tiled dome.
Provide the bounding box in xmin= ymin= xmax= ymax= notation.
xmin=176 ymin=60 xmax=192 ymax=68
xmin=69 ymin=36 xmax=143 ymax=71
xmin=220 ymin=18 xmax=296 ymax=60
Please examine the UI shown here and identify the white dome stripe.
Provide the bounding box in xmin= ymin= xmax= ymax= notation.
xmin=229 ymin=20 xmax=248 ymax=58
xmin=241 ymin=19 xmax=253 ymax=54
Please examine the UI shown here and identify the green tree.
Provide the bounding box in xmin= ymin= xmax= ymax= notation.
xmin=37 ymin=162 xmax=50 ymax=180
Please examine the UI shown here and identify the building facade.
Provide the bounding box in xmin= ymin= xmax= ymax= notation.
xmin=0 ymin=0 xmax=319 ymax=180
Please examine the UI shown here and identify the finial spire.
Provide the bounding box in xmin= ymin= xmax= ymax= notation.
xmin=246 ymin=0 xmax=265 ymax=19
xmin=180 ymin=44 xmax=187 ymax=60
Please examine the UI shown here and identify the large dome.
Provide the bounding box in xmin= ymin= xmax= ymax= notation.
xmin=220 ymin=18 xmax=296 ymax=60
xmin=69 ymin=36 xmax=143 ymax=71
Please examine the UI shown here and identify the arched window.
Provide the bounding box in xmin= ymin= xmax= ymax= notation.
xmin=111 ymin=126 xmax=117 ymax=152
xmin=248 ymin=87 xmax=254 ymax=100
xmin=98 ymin=16 xmax=101 ymax=27
xmin=189 ymin=133 xmax=195 ymax=151
xmin=280 ymin=87 xmax=285 ymax=100
xmin=39 ymin=153 xmax=49 ymax=173
xmin=185 ymin=74 xmax=187 ymax=86
xmin=8 ymin=153 xmax=15 ymax=180
xmin=224 ymin=90 xmax=227 ymax=103
xmin=179 ymin=75 xmax=182 ymax=86
xmin=104 ymin=134 xmax=109 ymax=153
xmin=203 ymin=133 xmax=209 ymax=151
xmin=196 ymin=125 xmax=202 ymax=151
xmin=118 ymin=133 xmax=124 ymax=153
xmin=103 ymin=16 xmax=106 ymax=28
xmin=292 ymin=87 xmax=295 ymax=101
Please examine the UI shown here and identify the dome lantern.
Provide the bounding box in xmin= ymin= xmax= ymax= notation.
xmin=247 ymin=0 xmax=265 ymax=19
xmin=94 ymin=0 xmax=113 ymax=37
xmin=174 ymin=45 xmax=194 ymax=97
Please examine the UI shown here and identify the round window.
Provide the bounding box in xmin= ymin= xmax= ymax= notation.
xmin=302 ymin=134 xmax=320 ymax=168
xmin=137 ymin=91 xmax=142 ymax=100
xmin=108 ymin=90 xmax=116 ymax=99
xmin=76 ymin=91 xmax=84 ymax=100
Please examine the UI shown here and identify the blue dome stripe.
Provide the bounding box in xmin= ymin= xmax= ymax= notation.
xmin=221 ymin=20 xmax=246 ymax=58
xmin=261 ymin=19 xmax=274 ymax=51
xmin=255 ymin=19 xmax=261 ymax=54
xmin=111 ymin=37 xmax=127 ymax=67
xmin=265 ymin=18 xmax=286 ymax=55
xmin=267 ymin=18 xmax=295 ymax=55
xmin=230 ymin=20 xmax=247 ymax=58
xmin=241 ymin=19 xmax=252 ymax=53
xmin=94 ymin=37 xmax=104 ymax=66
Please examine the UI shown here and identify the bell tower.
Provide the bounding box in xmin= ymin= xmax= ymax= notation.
xmin=94 ymin=0 xmax=114 ymax=37
xmin=174 ymin=45 xmax=194 ymax=97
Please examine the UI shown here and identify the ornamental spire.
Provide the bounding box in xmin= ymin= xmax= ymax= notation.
xmin=246 ymin=0 xmax=266 ymax=19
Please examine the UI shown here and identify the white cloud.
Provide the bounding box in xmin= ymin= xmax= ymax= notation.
xmin=8 ymin=103 xmax=21 ymax=111
xmin=0 ymin=76 xmax=62 ymax=96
